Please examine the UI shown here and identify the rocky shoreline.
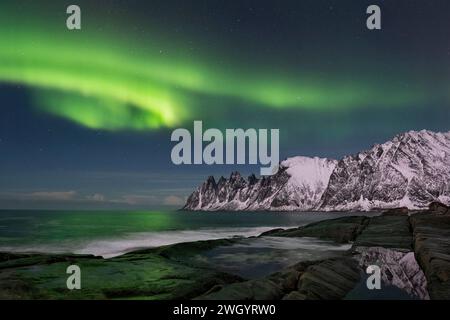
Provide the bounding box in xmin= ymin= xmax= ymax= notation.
xmin=1 ymin=203 xmax=449 ymax=300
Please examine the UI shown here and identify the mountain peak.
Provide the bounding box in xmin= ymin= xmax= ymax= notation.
xmin=183 ymin=130 xmax=450 ymax=211
xmin=320 ymin=129 xmax=450 ymax=211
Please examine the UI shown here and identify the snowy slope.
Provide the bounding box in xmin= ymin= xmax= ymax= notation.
xmin=183 ymin=156 xmax=337 ymax=211
xmin=183 ymin=130 xmax=450 ymax=211
xmin=320 ymin=130 xmax=450 ymax=211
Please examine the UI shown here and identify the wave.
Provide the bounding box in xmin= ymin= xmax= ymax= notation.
xmin=0 ymin=226 xmax=285 ymax=258
xmin=76 ymin=227 xmax=284 ymax=258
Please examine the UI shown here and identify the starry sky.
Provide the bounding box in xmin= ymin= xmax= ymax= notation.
xmin=0 ymin=0 xmax=449 ymax=209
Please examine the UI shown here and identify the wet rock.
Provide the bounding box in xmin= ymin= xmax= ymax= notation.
xmin=195 ymin=278 xmax=284 ymax=300
xmin=0 ymin=252 xmax=101 ymax=270
xmin=0 ymin=239 xmax=242 ymax=300
xmin=195 ymin=261 xmax=314 ymax=300
xmin=429 ymin=202 xmax=450 ymax=215
xmin=261 ymin=216 xmax=369 ymax=243
xmin=295 ymin=257 xmax=361 ymax=300
xmin=382 ymin=207 xmax=409 ymax=216
xmin=410 ymin=213 xmax=450 ymax=299
xmin=353 ymin=216 xmax=412 ymax=250
xmin=282 ymin=291 xmax=307 ymax=300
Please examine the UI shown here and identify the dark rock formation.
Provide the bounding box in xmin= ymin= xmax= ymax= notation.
xmin=292 ymin=257 xmax=361 ymax=300
xmin=0 ymin=239 xmax=242 ymax=300
xmin=195 ymin=261 xmax=313 ymax=300
xmin=261 ymin=216 xmax=369 ymax=243
xmin=352 ymin=216 xmax=413 ymax=250
xmin=196 ymin=258 xmax=360 ymax=300
xmin=382 ymin=207 xmax=409 ymax=216
xmin=429 ymin=202 xmax=450 ymax=215
xmin=410 ymin=212 xmax=450 ymax=299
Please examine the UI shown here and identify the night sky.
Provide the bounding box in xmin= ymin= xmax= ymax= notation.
xmin=0 ymin=0 xmax=449 ymax=209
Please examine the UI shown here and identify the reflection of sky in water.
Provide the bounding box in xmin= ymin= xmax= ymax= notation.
xmin=345 ymin=274 xmax=420 ymax=300
xmin=194 ymin=236 xmax=351 ymax=279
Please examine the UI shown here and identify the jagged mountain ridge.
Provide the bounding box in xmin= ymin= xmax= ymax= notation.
xmin=183 ymin=130 xmax=450 ymax=211
xmin=183 ymin=157 xmax=337 ymax=211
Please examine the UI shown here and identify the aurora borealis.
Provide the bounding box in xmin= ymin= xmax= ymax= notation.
xmin=0 ymin=0 xmax=449 ymax=209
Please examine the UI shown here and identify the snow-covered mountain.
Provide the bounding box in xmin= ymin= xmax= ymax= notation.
xmin=182 ymin=157 xmax=337 ymax=211
xmin=183 ymin=130 xmax=450 ymax=211
xmin=319 ymin=130 xmax=450 ymax=211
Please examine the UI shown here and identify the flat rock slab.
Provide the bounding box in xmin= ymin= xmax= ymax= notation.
xmin=261 ymin=216 xmax=369 ymax=243
xmin=289 ymin=257 xmax=361 ymax=300
xmin=352 ymin=216 xmax=412 ymax=251
xmin=410 ymin=213 xmax=450 ymax=299
xmin=197 ymin=257 xmax=361 ymax=301
xmin=0 ymin=240 xmax=242 ymax=300
xmin=195 ymin=261 xmax=314 ymax=300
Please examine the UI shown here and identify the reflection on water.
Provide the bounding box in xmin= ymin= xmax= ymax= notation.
xmin=194 ymin=236 xmax=351 ymax=279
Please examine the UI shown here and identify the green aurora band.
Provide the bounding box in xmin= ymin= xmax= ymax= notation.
xmin=0 ymin=4 xmax=437 ymax=131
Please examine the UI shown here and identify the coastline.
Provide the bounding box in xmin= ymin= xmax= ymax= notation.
xmin=0 ymin=204 xmax=449 ymax=300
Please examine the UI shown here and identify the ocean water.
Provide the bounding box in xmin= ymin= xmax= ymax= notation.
xmin=0 ymin=210 xmax=376 ymax=258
